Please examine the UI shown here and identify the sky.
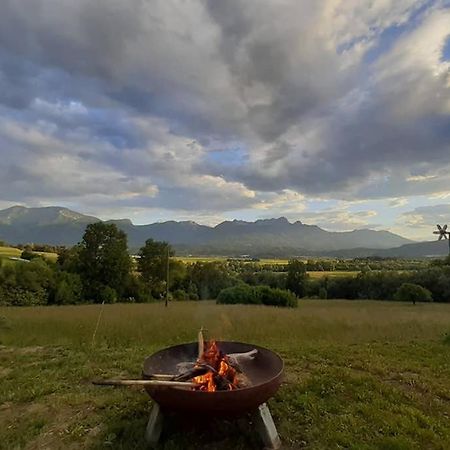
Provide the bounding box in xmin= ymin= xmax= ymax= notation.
xmin=0 ymin=0 xmax=449 ymax=240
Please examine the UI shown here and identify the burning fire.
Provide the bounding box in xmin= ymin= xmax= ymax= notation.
xmin=192 ymin=341 xmax=238 ymax=392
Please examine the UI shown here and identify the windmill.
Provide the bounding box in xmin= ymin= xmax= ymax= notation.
xmin=433 ymin=224 xmax=450 ymax=255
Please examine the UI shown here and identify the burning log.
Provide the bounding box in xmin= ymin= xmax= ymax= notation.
xmin=169 ymin=341 xmax=259 ymax=391
xmin=143 ymin=334 xmax=258 ymax=392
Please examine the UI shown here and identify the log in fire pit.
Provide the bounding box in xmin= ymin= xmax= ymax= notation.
xmin=142 ymin=340 xmax=284 ymax=449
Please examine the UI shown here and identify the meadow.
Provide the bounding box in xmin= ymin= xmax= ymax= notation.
xmin=0 ymin=245 xmax=57 ymax=264
xmin=0 ymin=300 xmax=449 ymax=449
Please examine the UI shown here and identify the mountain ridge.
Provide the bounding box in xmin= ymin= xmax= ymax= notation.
xmin=0 ymin=205 xmax=436 ymax=257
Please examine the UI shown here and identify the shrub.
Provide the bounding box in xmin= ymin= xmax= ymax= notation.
xmin=20 ymin=250 xmax=39 ymax=261
xmin=217 ymin=284 xmax=259 ymax=305
xmin=53 ymin=272 xmax=82 ymax=305
xmin=217 ymin=284 xmax=297 ymax=307
xmin=394 ymin=283 xmax=433 ymax=304
xmin=172 ymin=289 xmax=188 ymax=301
xmin=0 ymin=286 xmax=47 ymax=306
xmin=99 ymin=286 xmax=117 ymax=303
xmin=255 ymin=286 xmax=298 ymax=307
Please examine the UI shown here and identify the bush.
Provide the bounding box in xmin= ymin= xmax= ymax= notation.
xmin=172 ymin=289 xmax=188 ymax=301
xmin=255 ymin=286 xmax=298 ymax=307
xmin=21 ymin=250 xmax=39 ymax=261
xmin=394 ymin=283 xmax=433 ymax=304
xmin=53 ymin=272 xmax=82 ymax=305
xmin=217 ymin=284 xmax=297 ymax=307
xmin=0 ymin=286 xmax=47 ymax=306
xmin=123 ymin=275 xmax=152 ymax=303
xmin=99 ymin=286 xmax=117 ymax=303
xmin=217 ymin=284 xmax=259 ymax=305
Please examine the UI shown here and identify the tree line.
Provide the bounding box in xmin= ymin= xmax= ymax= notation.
xmin=0 ymin=222 xmax=448 ymax=306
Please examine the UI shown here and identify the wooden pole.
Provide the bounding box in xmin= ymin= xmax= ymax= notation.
xmin=165 ymin=244 xmax=170 ymax=307
xmin=93 ymin=379 xmax=196 ymax=388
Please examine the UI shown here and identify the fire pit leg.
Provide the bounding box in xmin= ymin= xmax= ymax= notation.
xmin=145 ymin=403 xmax=164 ymax=448
xmin=252 ymin=403 xmax=281 ymax=450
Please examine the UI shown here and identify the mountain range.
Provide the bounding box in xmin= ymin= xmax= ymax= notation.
xmin=0 ymin=205 xmax=447 ymax=258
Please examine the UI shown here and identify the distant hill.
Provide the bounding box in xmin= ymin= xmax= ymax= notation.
xmin=0 ymin=205 xmax=418 ymax=256
xmin=323 ymin=240 xmax=450 ymax=259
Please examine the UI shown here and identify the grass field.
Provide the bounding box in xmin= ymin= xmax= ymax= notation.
xmin=0 ymin=245 xmax=22 ymax=258
xmin=0 ymin=245 xmax=58 ymax=263
xmin=176 ymin=256 xmax=290 ymax=265
xmin=307 ymin=270 xmax=359 ymax=279
xmin=0 ymin=300 xmax=449 ymax=449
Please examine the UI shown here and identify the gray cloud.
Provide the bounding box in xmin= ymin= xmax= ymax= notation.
xmin=0 ymin=0 xmax=449 ymax=221
xmin=402 ymin=204 xmax=450 ymax=228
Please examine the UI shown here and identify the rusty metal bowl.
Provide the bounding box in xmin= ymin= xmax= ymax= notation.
xmin=142 ymin=341 xmax=283 ymax=416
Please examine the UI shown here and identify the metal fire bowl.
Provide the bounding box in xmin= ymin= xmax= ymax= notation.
xmin=142 ymin=341 xmax=284 ymax=416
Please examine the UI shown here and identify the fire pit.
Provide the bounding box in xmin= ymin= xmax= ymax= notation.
xmin=94 ymin=338 xmax=284 ymax=449
xmin=142 ymin=340 xmax=284 ymax=449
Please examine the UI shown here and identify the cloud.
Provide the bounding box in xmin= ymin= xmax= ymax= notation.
xmin=402 ymin=204 xmax=450 ymax=228
xmin=0 ymin=0 xmax=449 ymax=225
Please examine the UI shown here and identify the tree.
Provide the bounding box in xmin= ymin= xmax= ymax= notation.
xmin=286 ymin=259 xmax=307 ymax=297
xmin=57 ymin=245 xmax=81 ymax=273
xmin=188 ymin=262 xmax=236 ymax=299
xmin=52 ymin=272 xmax=82 ymax=305
xmin=138 ymin=239 xmax=174 ymax=300
xmin=394 ymin=283 xmax=433 ymax=305
xmin=78 ymin=223 xmax=131 ymax=302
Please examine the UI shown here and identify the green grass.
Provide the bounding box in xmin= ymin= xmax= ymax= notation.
xmin=175 ymin=256 xmax=290 ymax=265
xmin=307 ymin=270 xmax=359 ymax=279
xmin=0 ymin=245 xmax=22 ymax=258
xmin=0 ymin=245 xmax=57 ymax=264
xmin=0 ymin=300 xmax=449 ymax=449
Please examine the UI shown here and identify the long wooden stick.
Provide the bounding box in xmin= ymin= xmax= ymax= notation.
xmin=146 ymin=373 xmax=176 ymax=381
xmin=93 ymin=379 xmax=197 ymax=388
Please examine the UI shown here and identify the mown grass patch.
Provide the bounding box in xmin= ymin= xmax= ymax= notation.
xmin=0 ymin=300 xmax=449 ymax=449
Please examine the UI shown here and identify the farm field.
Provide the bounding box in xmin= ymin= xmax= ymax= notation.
xmin=0 ymin=300 xmax=449 ymax=449
xmin=0 ymin=245 xmax=58 ymax=263
xmin=0 ymin=245 xmax=21 ymax=259
xmin=176 ymin=256 xmax=290 ymax=265
xmin=307 ymin=270 xmax=359 ymax=279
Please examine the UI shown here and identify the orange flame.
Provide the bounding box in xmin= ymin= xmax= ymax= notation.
xmin=192 ymin=341 xmax=238 ymax=392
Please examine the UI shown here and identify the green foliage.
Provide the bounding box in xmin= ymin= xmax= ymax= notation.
xmin=56 ymin=246 xmax=81 ymax=273
xmin=187 ymin=262 xmax=237 ymax=299
xmin=217 ymin=284 xmax=259 ymax=305
xmin=286 ymin=259 xmax=307 ymax=297
xmin=394 ymin=283 xmax=433 ymax=304
xmin=52 ymin=272 xmax=82 ymax=305
xmin=217 ymin=284 xmax=297 ymax=307
xmin=138 ymin=239 xmax=172 ymax=282
xmin=20 ymin=250 xmax=39 ymax=261
xmin=78 ymin=223 xmax=131 ymax=302
xmin=255 ymin=285 xmax=298 ymax=307
xmin=99 ymin=286 xmax=118 ymax=303
xmin=123 ymin=274 xmax=152 ymax=303
xmin=172 ymin=289 xmax=188 ymax=301
xmin=0 ymin=259 xmax=54 ymax=306
xmin=241 ymin=270 xmax=287 ymax=289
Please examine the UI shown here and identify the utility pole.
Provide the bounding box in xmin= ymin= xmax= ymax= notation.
xmin=165 ymin=244 xmax=170 ymax=307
